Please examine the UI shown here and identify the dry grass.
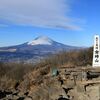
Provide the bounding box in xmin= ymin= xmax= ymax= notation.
xmin=0 ymin=47 xmax=93 ymax=90
xmin=40 ymin=47 xmax=93 ymax=68
xmin=0 ymin=63 xmax=34 ymax=90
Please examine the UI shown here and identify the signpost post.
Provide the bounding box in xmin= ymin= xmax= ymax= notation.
xmin=93 ymin=35 xmax=100 ymax=67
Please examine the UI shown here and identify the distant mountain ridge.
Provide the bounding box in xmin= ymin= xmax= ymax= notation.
xmin=0 ymin=36 xmax=81 ymax=63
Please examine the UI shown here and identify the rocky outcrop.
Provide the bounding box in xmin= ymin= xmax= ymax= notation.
xmin=1 ymin=66 xmax=100 ymax=100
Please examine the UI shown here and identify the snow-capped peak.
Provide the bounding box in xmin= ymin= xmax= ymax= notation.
xmin=27 ymin=36 xmax=54 ymax=45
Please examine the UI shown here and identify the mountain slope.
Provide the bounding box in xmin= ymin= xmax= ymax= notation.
xmin=0 ymin=36 xmax=80 ymax=63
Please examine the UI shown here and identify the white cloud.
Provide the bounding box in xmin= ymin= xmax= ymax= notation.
xmin=0 ymin=0 xmax=82 ymax=30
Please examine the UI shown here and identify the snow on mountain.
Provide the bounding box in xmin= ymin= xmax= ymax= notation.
xmin=0 ymin=36 xmax=81 ymax=63
xmin=27 ymin=36 xmax=53 ymax=45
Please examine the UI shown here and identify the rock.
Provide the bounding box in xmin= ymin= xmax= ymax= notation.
xmin=0 ymin=90 xmax=6 ymax=99
xmin=18 ymin=92 xmax=25 ymax=97
xmin=24 ymin=97 xmax=32 ymax=100
xmin=77 ymin=85 xmax=85 ymax=93
xmin=17 ymin=97 xmax=25 ymax=100
xmin=12 ymin=95 xmax=19 ymax=100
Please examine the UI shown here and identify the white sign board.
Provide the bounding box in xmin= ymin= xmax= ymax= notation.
xmin=93 ymin=35 xmax=100 ymax=67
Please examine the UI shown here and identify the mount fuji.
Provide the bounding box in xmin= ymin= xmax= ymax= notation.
xmin=0 ymin=36 xmax=80 ymax=63
xmin=27 ymin=36 xmax=53 ymax=45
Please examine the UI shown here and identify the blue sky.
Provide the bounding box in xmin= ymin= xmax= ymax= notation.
xmin=0 ymin=0 xmax=99 ymax=47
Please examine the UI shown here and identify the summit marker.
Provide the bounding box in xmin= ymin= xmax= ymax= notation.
xmin=93 ymin=35 xmax=100 ymax=67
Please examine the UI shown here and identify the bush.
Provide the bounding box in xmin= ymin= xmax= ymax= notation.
xmin=41 ymin=47 xmax=93 ymax=67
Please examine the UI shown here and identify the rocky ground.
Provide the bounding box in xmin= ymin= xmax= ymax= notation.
xmin=1 ymin=66 xmax=100 ymax=100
